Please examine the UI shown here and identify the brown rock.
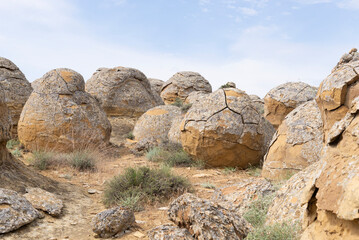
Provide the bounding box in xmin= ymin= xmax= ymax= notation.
xmin=211 ymin=178 xmax=274 ymax=214
xmin=133 ymin=105 xmax=181 ymax=143
xmin=264 ymin=82 xmax=317 ymax=128
xmin=0 ymin=57 xmax=32 ymax=137
xmin=18 ymin=68 xmax=111 ymax=152
xmin=181 ymin=88 xmax=275 ymax=168
xmin=148 ymin=224 xmax=194 ymax=240
xmin=168 ymin=115 xmax=184 ymax=145
xmin=24 ymin=187 xmax=63 ymax=217
xmin=161 ymin=71 xmax=212 ymax=104
xmin=168 ymin=193 xmax=252 ymax=240
xmin=262 ymin=100 xmax=324 ymax=180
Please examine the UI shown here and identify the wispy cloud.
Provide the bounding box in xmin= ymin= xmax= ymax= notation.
xmin=238 ymin=7 xmax=258 ymax=15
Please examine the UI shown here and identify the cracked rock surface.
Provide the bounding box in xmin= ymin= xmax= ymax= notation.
xmin=161 ymin=71 xmax=212 ymax=104
xmin=168 ymin=193 xmax=252 ymax=240
xmin=148 ymin=224 xmax=195 ymax=240
xmin=18 ymin=68 xmax=111 ymax=152
xmin=168 ymin=114 xmax=184 ymax=145
xmin=316 ymin=49 xmax=359 ymax=141
xmin=148 ymin=78 xmax=165 ymax=105
xmin=180 ymin=88 xmax=275 ymax=168
xmin=133 ymin=105 xmax=181 ymax=143
xmin=262 ymin=100 xmax=324 ymax=180
xmin=264 ymin=82 xmax=317 ymax=128
xmin=23 ymin=188 xmax=63 ymax=217
xmin=0 ymin=188 xmax=40 ymax=234
xmin=0 ymin=57 xmax=32 ymax=137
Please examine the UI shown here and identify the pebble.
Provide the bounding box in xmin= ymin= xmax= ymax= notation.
xmin=133 ymin=231 xmax=146 ymax=238
xmin=88 ymin=189 xmax=97 ymax=194
xmin=158 ymin=207 xmax=169 ymax=211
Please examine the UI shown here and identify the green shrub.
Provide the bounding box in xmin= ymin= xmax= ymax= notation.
xmin=220 ymin=83 xmax=232 ymax=89
xmin=191 ymin=159 xmax=206 ymax=169
xmin=246 ymin=165 xmax=262 ymax=177
xmin=245 ymin=222 xmax=300 ymax=240
xmin=6 ymin=139 xmax=20 ymax=150
xmin=11 ymin=148 xmax=22 ymax=158
xmin=171 ymin=97 xmax=184 ymax=107
xmin=243 ymin=194 xmax=275 ymax=228
xmin=30 ymin=151 xmax=54 ymax=170
xmin=68 ymin=150 xmax=96 ymax=171
xmin=222 ymin=167 xmax=237 ymax=175
xmin=126 ymin=131 xmax=135 ymax=140
xmin=146 ymin=145 xmax=193 ymax=167
xmin=103 ymin=166 xmax=191 ymax=211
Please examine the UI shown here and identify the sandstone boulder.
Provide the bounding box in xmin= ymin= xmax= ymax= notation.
xmin=332 ymin=48 xmax=359 ymax=72
xmin=24 ymin=187 xmax=63 ymax=217
xmin=92 ymin=206 xmax=135 ymax=238
xmin=181 ymin=88 xmax=275 ymax=168
xmin=0 ymin=85 xmax=11 ymax=142
xmin=161 ymin=71 xmax=212 ymax=104
xmin=0 ymin=188 xmax=40 ymax=234
xmin=168 ymin=115 xmax=184 ymax=145
xmin=148 ymin=224 xmax=194 ymax=240
xmin=211 ymin=178 xmax=274 ymax=214
xmin=184 ymin=91 xmax=208 ymax=105
xmin=249 ymin=95 xmax=264 ymax=115
xmin=262 ymin=100 xmax=324 ymax=180
xmin=148 ymin=78 xmax=165 ymax=105
xmin=133 ymin=105 xmax=181 ymax=143
xmin=316 ymin=50 xmax=359 ymax=141
xmin=18 ymin=68 xmax=111 ymax=152
xmin=0 ymin=57 xmax=32 ymax=137
xmin=168 ymin=193 xmax=252 ymax=240
xmin=264 ymin=82 xmax=317 ymax=128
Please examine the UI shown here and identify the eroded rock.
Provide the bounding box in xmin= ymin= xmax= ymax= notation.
xmin=23 ymin=188 xmax=63 ymax=217
xmin=148 ymin=224 xmax=194 ymax=240
xmin=149 ymin=78 xmax=165 ymax=105
xmin=168 ymin=115 xmax=184 ymax=145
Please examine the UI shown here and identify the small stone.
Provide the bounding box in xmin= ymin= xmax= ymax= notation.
xmin=133 ymin=231 xmax=146 ymax=238
xmin=24 ymin=187 xmax=63 ymax=217
xmin=88 ymin=189 xmax=97 ymax=194
xmin=135 ymin=220 xmax=146 ymax=224
xmin=158 ymin=207 xmax=169 ymax=211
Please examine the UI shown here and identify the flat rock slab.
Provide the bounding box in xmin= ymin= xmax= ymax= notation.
xmin=0 ymin=188 xmax=39 ymax=234
xmin=24 ymin=188 xmax=63 ymax=217
xmin=148 ymin=224 xmax=195 ymax=240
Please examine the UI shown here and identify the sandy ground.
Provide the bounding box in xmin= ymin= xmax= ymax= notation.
xmin=2 ymin=141 xmax=253 ymax=240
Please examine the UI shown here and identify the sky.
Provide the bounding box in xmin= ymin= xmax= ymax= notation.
xmin=1 ymin=0 xmax=358 ymax=97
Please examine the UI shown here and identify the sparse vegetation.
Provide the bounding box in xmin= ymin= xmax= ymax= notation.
xmin=181 ymin=103 xmax=192 ymax=113
xmin=6 ymin=139 xmax=20 ymax=150
xmin=30 ymin=151 xmax=55 ymax=170
xmin=191 ymin=159 xmax=206 ymax=169
xmin=103 ymin=166 xmax=191 ymax=211
xmin=170 ymin=97 xmax=192 ymax=113
xmin=246 ymin=164 xmax=262 ymax=177
xmin=245 ymin=222 xmax=300 ymax=240
xmin=222 ymin=166 xmax=237 ymax=175
xmin=220 ymin=83 xmax=232 ymax=89
xmin=68 ymin=150 xmax=96 ymax=171
xmin=243 ymin=194 xmax=274 ymax=227
xmin=125 ymin=131 xmax=135 ymax=140
xmin=146 ymin=144 xmax=193 ymax=167
xmin=11 ymin=148 xmax=22 ymax=158
xmin=201 ymin=182 xmax=216 ymax=189
xmin=171 ymin=97 xmax=184 ymax=107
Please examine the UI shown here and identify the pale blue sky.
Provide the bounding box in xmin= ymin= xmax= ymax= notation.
xmin=1 ymin=0 xmax=358 ymax=97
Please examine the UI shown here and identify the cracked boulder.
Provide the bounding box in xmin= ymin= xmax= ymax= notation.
xmin=0 ymin=188 xmax=40 ymax=234
xmin=264 ymin=82 xmax=317 ymax=128
xmin=180 ymin=88 xmax=275 ymax=168
xmin=168 ymin=114 xmax=185 ymax=145
xmin=316 ymin=49 xmax=359 ymax=141
xmin=249 ymin=95 xmax=265 ymax=116
xmin=168 ymin=193 xmax=252 ymax=240
xmin=0 ymin=57 xmax=33 ymax=137
xmin=133 ymin=105 xmax=181 ymax=143
xmin=148 ymin=78 xmax=165 ymax=105
xmin=262 ymin=100 xmax=324 ymax=180
xmin=23 ymin=188 xmax=63 ymax=217
xmin=211 ymin=178 xmax=274 ymax=214
xmin=148 ymin=224 xmax=195 ymax=240
xmin=184 ymin=91 xmax=209 ymax=105
xmin=18 ymin=68 xmax=111 ymax=152
xmin=161 ymin=71 xmax=212 ymax=104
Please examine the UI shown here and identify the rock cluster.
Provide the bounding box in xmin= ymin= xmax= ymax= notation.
xmin=161 ymin=71 xmax=212 ymax=104
xmin=0 ymin=57 xmax=32 ymax=137
xmin=181 ymin=88 xmax=275 ymax=168
xmin=264 ymin=82 xmax=317 ymax=128
xmin=18 ymin=68 xmax=111 ymax=152
xmin=262 ymin=100 xmax=324 ymax=180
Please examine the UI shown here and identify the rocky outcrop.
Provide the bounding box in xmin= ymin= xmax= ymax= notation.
xmin=0 ymin=57 xmax=33 ymax=137
xmin=316 ymin=50 xmax=359 ymax=141
xmin=211 ymin=178 xmax=274 ymax=214
xmin=168 ymin=193 xmax=252 ymax=240
xmin=18 ymin=68 xmax=111 ymax=152
xmin=262 ymin=100 xmax=324 ymax=180
xmin=133 ymin=105 xmax=181 ymax=143
xmin=181 ymin=88 xmax=275 ymax=168
xmin=168 ymin=115 xmax=184 ymax=145
xmin=148 ymin=224 xmax=194 ymax=240
xmin=92 ymin=206 xmax=135 ymax=238
xmin=161 ymin=71 xmax=212 ymax=104
xmin=332 ymin=48 xmax=359 ymax=72
xmin=23 ymin=187 xmax=63 ymax=217
xmin=0 ymin=188 xmax=40 ymax=234
xmin=148 ymin=78 xmax=165 ymax=105
xmin=264 ymin=82 xmax=317 ymax=128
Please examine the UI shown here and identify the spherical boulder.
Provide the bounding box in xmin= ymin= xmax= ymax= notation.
xmin=264 ymin=82 xmax=317 ymax=128
xmin=161 ymin=71 xmax=212 ymax=104
xmin=184 ymin=91 xmax=208 ymax=105
xmin=0 ymin=57 xmax=32 ymax=137
xmin=168 ymin=115 xmax=184 ymax=145
xmin=133 ymin=105 xmax=181 ymax=143
xmin=181 ymin=88 xmax=275 ymax=168
xmin=249 ymin=94 xmax=264 ymax=115
xmin=262 ymin=100 xmax=324 ymax=180
xmin=148 ymin=78 xmax=165 ymax=105
xmin=18 ymin=68 xmax=111 ymax=152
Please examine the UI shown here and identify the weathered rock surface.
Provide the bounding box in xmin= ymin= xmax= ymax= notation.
xmin=133 ymin=105 xmax=181 ymax=143
xmin=161 ymin=71 xmax=212 ymax=104
xmin=0 ymin=85 xmax=11 ymax=142
xmin=332 ymin=48 xmax=359 ymax=72
xmin=92 ymin=206 xmax=135 ymax=238
xmin=184 ymin=91 xmax=208 ymax=105
xmin=0 ymin=57 xmax=32 ymax=137
xmin=86 ymin=67 xmax=159 ymax=118
xmin=149 ymin=78 xmax=165 ymax=105
xmin=0 ymin=188 xmax=40 ymax=234
xmin=18 ymin=68 xmax=111 ymax=152
xmin=316 ymin=50 xmax=359 ymax=141
xmin=23 ymin=188 xmax=63 ymax=217
xmin=212 ymin=178 xmax=274 ymax=214
xmin=262 ymin=100 xmax=324 ymax=180
xmin=168 ymin=115 xmax=184 ymax=145
xmin=249 ymin=95 xmax=264 ymax=115
xmin=148 ymin=224 xmax=194 ymax=240
xmin=181 ymin=88 xmax=275 ymax=168
xmin=168 ymin=193 xmax=251 ymax=240
xmin=264 ymin=82 xmax=317 ymax=128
